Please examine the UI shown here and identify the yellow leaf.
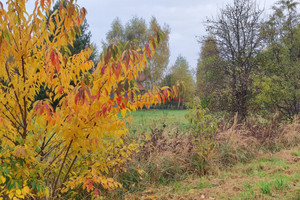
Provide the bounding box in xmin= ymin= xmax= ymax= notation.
xmin=148 ymin=195 xmax=157 ymax=200
xmin=8 ymin=193 xmax=14 ymax=199
xmin=145 ymin=134 xmax=151 ymax=141
xmin=0 ymin=176 xmax=5 ymax=184
xmin=21 ymin=186 xmax=30 ymax=195
xmin=137 ymin=169 xmax=144 ymax=175
xmin=16 ymin=189 xmax=22 ymax=196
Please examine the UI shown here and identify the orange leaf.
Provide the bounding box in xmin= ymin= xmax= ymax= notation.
xmin=50 ymin=51 xmax=55 ymax=66
xmin=58 ymin=86 xmax=63 ymax=94
xmin=102 ymin=107 xmax=107 ymax=117
xmin=75 ymin=93 xmax=79 ymax=105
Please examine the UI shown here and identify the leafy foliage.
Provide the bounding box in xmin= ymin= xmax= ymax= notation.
xmin=254 ymin=0 xmax=300 ymax=119
xmin=185 ymin=98 xmax=217 ymax=175
xmin=0 ymin=0 xmax=177 ymax=199
xmin=105 ymin=17 xmax=170 ymax=89
xmin=204 ymin=0 xmax=264 ymax=119
xmin=196 ymin=36 xmax=228 ymax=110
xmin=163 ymin=55 xmax=194 ymax=108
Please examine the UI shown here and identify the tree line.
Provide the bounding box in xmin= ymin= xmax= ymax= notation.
xmin=197 ymin=0 xmax=299 ymax=120
xmin=58 ymin=0 xmax=299 ymax=120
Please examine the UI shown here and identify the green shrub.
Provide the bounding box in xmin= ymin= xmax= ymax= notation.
xmin=185 ymin=97 xmax=217 ymax=175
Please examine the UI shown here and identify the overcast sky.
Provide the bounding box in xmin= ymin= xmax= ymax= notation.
xmin=23 ymin=0 xmax=278 ymax=71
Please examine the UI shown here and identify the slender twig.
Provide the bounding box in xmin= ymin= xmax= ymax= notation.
xmin=5 ymin=62 xmax=24 ymax=118
xmin=21 ymin=55 xmax=28 ymax=139
xmin=1 ymin=102 xmax=23 ymax=128
xmin=2 ymin=134 xmax=18 ymax=145
xmin=52 ymin=139 xmax=73 ymax=198
xmin=1 ymin=112 xmax=22 ymax=137
xmin=59 ymin=155 xmax=78 ymax=189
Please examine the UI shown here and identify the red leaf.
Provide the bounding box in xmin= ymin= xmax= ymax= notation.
xmin=88 ymin=182 xmax=93 ymax=190
xmin=50 ymin=72 xmax=54 ymax=81
xmin=97 ymin=91 xmax=101 ymax=100
xmin=126 ymin=53 xmax=130 ymax=69
xmin=39 ymin=106 xmax=44 ymax=115
xmin=75 ymin=93 xmax=79 ymax=105
xmin=46 ymin=66 xmax=50 ymax=74
xmin=117 ymin=95 xmax=122 ymax=105
xmin=59 ymin=3 xmax=63 ymax=10
xmin=50 ymin=51 xmax=55 ymax=66
xmin=101 ymin=65 xmax=107 ymax=75
xmin=96 ymin=111 xmax=101 ymax=117
xmin=102 ymin=107 xmax=107 ymax=117
xmin=34 ymin=101 xmax=41 ymax=112
xmin=58 ymin=86 xmax=63 ymax=94
xmin=44 ymin=102 xmax=51 ymax=116
xmin=145 ymin=43 xmax=151 ymax=58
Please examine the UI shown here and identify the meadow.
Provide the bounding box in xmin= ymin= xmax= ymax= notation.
xmin=111 ymin=109 xmax=300 ymax=200
xmin=126 ymin=109 xmax=190 ymax=134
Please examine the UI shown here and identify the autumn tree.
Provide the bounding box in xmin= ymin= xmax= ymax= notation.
xmin=255 ymin=0 xmax=300 ymax=119
xmin=163 ymin=56 xmax=195 ymax=108
xmin=106 ymin=17 xmax=124 ymax=43
xmin=104 ymin=16 xmax=170 ymax=89
xmin=205 ymin=0 xmax=264 ymax=119
xmin=35 ymin=0 xmax=98 ymax=103
xmin=0 ymin=0 xmax=177 ymax=199
xmin=196 ymin=36 xmax=228 ymax=110
xmin=48 ymin=0 xmax=98 ymax=64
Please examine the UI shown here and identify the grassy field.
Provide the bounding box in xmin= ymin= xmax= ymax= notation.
xmin=126 ymin=147 xmax=300 ymax=200
xmin=116 ymin=110 xmax=300 ymax=200
xmin=126 ymin=109 xmax=190 ymax=134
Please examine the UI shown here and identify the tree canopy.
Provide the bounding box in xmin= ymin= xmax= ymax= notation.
xmin=0 ymin=1 xmax=177 ymax=198
xmin=104 ymin=16 xmax=170 ymax=89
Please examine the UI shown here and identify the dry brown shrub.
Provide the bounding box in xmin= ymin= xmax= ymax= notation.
xmin=215 ymin=115 xmax=260 ymax=167
xmin=215 ymin=114 xmax=300 ymax=168
xmin=276 ymin=116 xmax=300 ymax=148
xmin=138 ymin=125 xmax=198 ymax=179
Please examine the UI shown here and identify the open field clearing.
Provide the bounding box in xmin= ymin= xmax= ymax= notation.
xmin=126 ymin=110 xmax=190 ymax=134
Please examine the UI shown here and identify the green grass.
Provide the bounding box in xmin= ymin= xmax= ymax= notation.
xmin=197 ymin=181 xmax=214 ymax=189
xmin=274 ymin=176 xmax=288 ymax=190
xmin=292 ymin=150 xmax=300 ymax=157
xmin=126 ymin=147 xmax=300 ymax=200
xmin=259 ymin=181 xmax=272 ymax=194
xmin=126 ymin=109 xmax=190 ymax=134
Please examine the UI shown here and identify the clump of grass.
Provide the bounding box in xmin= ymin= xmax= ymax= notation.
xmin=243 ymin=182 xmax=255 ymax=196
xmin=291 ymin=150 xmax=300 ymax=156
xmin=259 ymin=181 xmax=272 ymax=194
xmin=274 ymin=176 xmax=288 ymax=190
xmin=215 ymin=115 xmax=260 ymax=168
xmin=197 ymin=181 xmax=213 ymax=189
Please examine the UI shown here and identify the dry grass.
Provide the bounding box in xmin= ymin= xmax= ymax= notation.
xmin=110 ymin=113 xmax=300 ymax=199
xmin=277 ymin=116 xmax=300 ymax=148
xmin=125 ymin=147 xmax=300 ymax=200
